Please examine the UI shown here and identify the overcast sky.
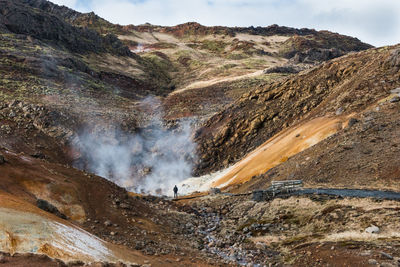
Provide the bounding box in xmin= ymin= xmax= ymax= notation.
xmin=50 ymin=0 xmax=400 ymax=47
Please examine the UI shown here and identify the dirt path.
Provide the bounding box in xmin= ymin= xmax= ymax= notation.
xmin=170 ymin=70 xmax=265 ymax=95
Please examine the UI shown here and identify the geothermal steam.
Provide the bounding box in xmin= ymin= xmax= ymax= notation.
xmin=73 ymin=98 xmax=196 ymax=196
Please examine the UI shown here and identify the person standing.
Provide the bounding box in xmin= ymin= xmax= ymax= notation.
xmin=173 ymin=185 xmax=178 ymax=198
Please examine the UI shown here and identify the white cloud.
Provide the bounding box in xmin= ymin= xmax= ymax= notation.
xmin=50 ymin=0 xmax=78 ymax=7
xmin=49 ymin=0 xmax=400 ymax=47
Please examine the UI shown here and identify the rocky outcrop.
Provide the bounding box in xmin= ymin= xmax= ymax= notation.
xmin=290 ymin=48 xmax=344 ymax=63
xmin=0 ymin=0 xmax=131 ymax=56
xmin=280 ymin=33 xmax=372 ymax=61
xmin=131 ymin=22 xmax=331 ymax=38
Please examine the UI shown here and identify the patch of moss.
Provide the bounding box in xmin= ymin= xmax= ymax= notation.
xmin=226 ymin=53 xmax=250 ymax=60
xmin=200 ymin=40 xmax=228 ymax=53
xmin=242 ymin=58 xmax=269 ymax=69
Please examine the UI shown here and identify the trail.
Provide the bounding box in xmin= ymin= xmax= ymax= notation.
xmin=174 ymin=188 xmax=400 ymax=201
xmin=170 ymin=70 xmax=265 ymax=95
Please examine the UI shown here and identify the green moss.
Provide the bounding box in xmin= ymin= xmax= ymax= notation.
xmin=226 ymin=53 xmax=250 ymax=60
xmin=242 ymin=58 xmax=268 ymax=69
xmin=200 ymin=40 xmax=228 ymax=53
xmin=222 ymin=63 xmax=237 ymax=69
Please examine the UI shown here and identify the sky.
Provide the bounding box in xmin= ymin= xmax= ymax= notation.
xmin=50 ymin=0 xmax=400 ymax=47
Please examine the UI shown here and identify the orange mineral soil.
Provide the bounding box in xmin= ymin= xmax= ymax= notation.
xmin=0 ymin=191 xmax=141 ymax=265
xmin=212 ymin=116 xmax=349 ymax=187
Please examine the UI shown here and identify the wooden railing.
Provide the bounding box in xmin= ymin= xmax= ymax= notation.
xmin=270 ymin=180 xmax=303 ymax=195
xmin=252 ymin=180 xmax=303 ymax=201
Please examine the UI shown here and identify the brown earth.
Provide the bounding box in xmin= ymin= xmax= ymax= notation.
xmin=0 ymin=148 xmax=223 ymax=266
xmin=195 ymin=45 xmax=400 ymax=176
xmin=231 ymin=95 xmax=400 ymax=193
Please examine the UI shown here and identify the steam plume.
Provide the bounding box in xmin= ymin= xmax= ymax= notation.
xmin=73 ymin=97 xmax=197 ymax=196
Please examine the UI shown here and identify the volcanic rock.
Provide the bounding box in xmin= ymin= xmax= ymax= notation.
xmin=365 ymin=225 xmax=380 ymax=234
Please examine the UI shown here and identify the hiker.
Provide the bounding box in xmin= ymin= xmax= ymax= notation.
xmin=173 ymin=185 xmax=178 ymax=198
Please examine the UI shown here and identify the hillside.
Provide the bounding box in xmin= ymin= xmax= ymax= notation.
xmin=195 ymin=45 xmax=400 ymax=176
xmin=2 ymin=0 xmax=372 ymax=123
xmin=1 ymin=0 xmax=400 ymax=266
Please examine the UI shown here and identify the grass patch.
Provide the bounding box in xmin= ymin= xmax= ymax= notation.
xmin=242 ymin=58 xmax=269 ymax=69
xmin=226 ymin=53 xmax=250 ymax=60
xmin=200 ymin=40 xmax=228 ymax=53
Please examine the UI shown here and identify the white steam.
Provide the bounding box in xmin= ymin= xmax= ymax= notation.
xmin=73 ymin=98 xmax=197 ymax=196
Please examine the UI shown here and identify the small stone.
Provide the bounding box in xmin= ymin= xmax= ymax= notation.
xmin=256 ymin=242 xmax=266 ymax=250
xmin=209 ymin=188 xmax=221 ymax=195
xmin=110 ymin=231 xmax=117 ymax=236
xmin=365 ymin=225 xmax=380 ymax=234
xmin=120 ymin=203 xmax=130 ymax=209
xmin=380 ymin=252 xmax=393 ymax=260
xmin=336 ymin=107 xmax=344 ymax=115
xmin=104 ymin=220 xmax=112 ymax=227
xmin=389 ymin=96 xmax=400 ymax=103
xmin=347 ymin=118 xmax=359 ymax=128
xmin=8 ymin=100 xmax=19 ymax=107
xmin=361 ymin=250 xmax=372 ymax=256
xmin=368 ymin=259 xmax=377 ymax=265
xmin=0 ymin=254 xmax=6 ymax=263
xmin=390 ymin=87 xmax=400 ymax=95
xmin=8 ymin=111 xmax=16 ymax=118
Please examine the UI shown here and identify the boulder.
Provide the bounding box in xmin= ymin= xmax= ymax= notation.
xmin=36 ymin=199 xmax=67 ymax=219
xmin=347 ymin=118 xmax=359 ymax=128
xmin=390 ymin=87 xmax=400 ymax=95
xmin=210 ymin=188 xmax=221 ymax=195
xmin=389 ymin=96 xmax=400 ymax=103
xmin=380 ymin=252 xmax=393 ymax=260
xmin=252 ymin=190 xmax=265 ymax=202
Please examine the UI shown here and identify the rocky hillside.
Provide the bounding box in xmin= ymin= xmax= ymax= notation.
xmin=195 ymin=45 xmax=400 ymax=175
xmin=0 ymin=0 xmax=129 ymax=55
xmin=0 ymin=0 xmax=374 ymax=164
xmin=121 ymin=22 xmax=372 ymax=120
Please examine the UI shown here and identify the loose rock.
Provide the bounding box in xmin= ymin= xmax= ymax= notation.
xmin=365 ymin=225 xmax=380 ymax=234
